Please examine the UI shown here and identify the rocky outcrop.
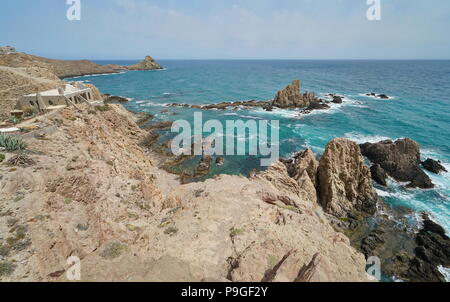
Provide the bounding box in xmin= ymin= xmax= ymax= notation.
xmin=126 ymin=56 xmax=163 ymax=71
xmin=103 ymin=94 xmax=129 ymax=104
xmin=366 ymin=93 xmax=391 ymax=99
xmin=317 ymin=138 xmax=378 ymax=217
xmin=359 ymin=139 xmax=434 ymax=189
xmin=272 ymin=80 xmax=320 ymax=109
xmin=421 ymin=158 xmax=447 ymax=174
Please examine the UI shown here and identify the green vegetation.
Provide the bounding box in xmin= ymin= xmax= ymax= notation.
xmin=95 ymin=104 xmax=110 ymax=112
xmin=0 ymin=135 xmax=27 ymax=152
xmin=100 ymin=241 xmax=127 ymax=259
xmin=230 ymin=227 xmax=244 ymax=238
xmin=0 ymin=261 xmax=16 ymax=277
xmin=0 ymin=153 xmax=4 ymax=163
xmin=164 ymin=227 xmax=178 ymax=236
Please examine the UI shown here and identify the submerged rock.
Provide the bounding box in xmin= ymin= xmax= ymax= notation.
xmin=421 ymin=158 xmax=447 ymax=174
xmin=317 ymin=138 xmax=378 ymax=217
xmin=360 ymin=139 xmax=434 ymax=189
xmin=332 ymin=96 xmax=343 ymax=104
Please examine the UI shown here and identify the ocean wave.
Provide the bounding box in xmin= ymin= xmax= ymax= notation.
xmin=344 ymin=132 xmax=392 ymax=144
xmin=438 ymin=266 xmax=450 ymax=282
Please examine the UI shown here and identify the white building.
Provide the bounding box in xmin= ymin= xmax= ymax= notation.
xmin=13 ymin=82 xmax=102 ymax=116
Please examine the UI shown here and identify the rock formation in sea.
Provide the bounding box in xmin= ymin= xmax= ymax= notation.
xmin=359 ymin=139 xmax=434 ymax=189
xmin=421 ymin=158 xmax=447 ymax=174
xmin=317 ymin=138 xmax=378 ymax=217
xmin=272 ymin=80 xmax=322 ymax=109
xmin=126 ymin=56 xmax=163 ymax=70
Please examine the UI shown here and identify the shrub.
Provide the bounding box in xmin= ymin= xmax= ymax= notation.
xmin=0 ymin=153 xmax=5 ymax=163
xmin=0 ymin=135 xmax=27 ymax=152
xmin=95 ymin=104 xmax=110 ymax=112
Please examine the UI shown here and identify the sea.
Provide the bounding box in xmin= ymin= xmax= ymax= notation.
xmin=67 ymin=59 xmax=450 ymax=235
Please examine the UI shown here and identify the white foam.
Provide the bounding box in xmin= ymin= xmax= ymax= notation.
xmin=438 ymin=266 xmax=450 ymax=282
xmin=344 ymin=132 xmax=392 ymax=144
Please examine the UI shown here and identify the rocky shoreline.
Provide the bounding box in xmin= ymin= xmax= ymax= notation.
xmin=0 ymin=52 xmax=448 ymax=282
xmin=0 ymin=51 xmax=163 ymax=79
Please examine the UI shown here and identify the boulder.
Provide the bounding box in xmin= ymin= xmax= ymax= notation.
xmin=332 ymin=96 xmax=343 ymax=104
xmin=317 ymin=138 xmax=378 ymax=217
xmin=377 ymin=94 xmax=389 ymax=99
xmin=370 ymin=164 xmax=388 ymax=187
xmin=359 ymin=139 xmax=434 ymax=189
xmin=421 ymin=158 xmax=447 ymax=174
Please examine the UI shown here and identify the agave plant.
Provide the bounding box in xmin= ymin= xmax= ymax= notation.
xmin=0 ymin=134 xmax=27 ymax=152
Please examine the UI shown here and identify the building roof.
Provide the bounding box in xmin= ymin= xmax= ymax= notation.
xmin=24 ymin=83 xmax=90 ymax=97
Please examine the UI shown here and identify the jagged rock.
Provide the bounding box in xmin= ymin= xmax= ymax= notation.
xmin=127 ymin=56 xmax=163 ymax=70
xmin=406 ymin=214 xmax=450 ymax=282
xmin=317 ymin=138 xmax=378 ymax=217
xmin=377 ymin=94 xmax=389 ymax=99
xmin=272 ymin=80 xmax=319 ymax=109
xmin=370 ymin=164 xmax=388 ymax=186
xmin=285 ymin=149 xmax=319 ymax=187
xmin=103 ymin=95 xmax=128 ymax=103
xmin=272 ymin=80 xmax=303 ymax=108
xmin=360 ymin=139 xmax=434 ymax=189
xmin=421 ymin=158 xmax=447 ymax=174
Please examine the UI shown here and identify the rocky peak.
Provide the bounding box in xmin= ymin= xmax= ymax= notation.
xmin=127 ymin=55 xmax=163 ymax=71
xmin=272 ymin=80 xmax=322 ymax=109
xmin=317 ymin=138 xmax=378 ymax=217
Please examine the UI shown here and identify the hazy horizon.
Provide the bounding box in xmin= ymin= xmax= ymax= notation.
xmin=1 ymin=0 xmax=450 ymax=60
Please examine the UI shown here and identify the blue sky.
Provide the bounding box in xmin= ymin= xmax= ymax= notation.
xmin=1 ymin=0 xmax=449 ymax=59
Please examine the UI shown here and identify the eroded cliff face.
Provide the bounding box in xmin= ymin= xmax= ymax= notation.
xmin=0 ymin=104 xmax=372 ymax=282
xmin=317 ymin=138 xmax=378 ymax=218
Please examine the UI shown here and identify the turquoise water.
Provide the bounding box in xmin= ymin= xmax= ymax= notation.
xmin=68 ymin=60 xmax=450 ymax=232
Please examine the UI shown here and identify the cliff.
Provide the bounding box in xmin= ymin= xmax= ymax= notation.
xmin=0 ymin=52 xmax=163 ymax=78
xmin=0 ymin=104 xmax=372 ymax=282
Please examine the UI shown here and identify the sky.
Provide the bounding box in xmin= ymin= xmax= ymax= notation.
xmin=1 ymin=0 xmax=449 ymax=60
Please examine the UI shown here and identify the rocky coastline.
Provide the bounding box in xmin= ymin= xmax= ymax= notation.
xmin=0 ymin=52 xmax=448 ymax=282
xmin=0 ymin=51 xmax=163 ymax=79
